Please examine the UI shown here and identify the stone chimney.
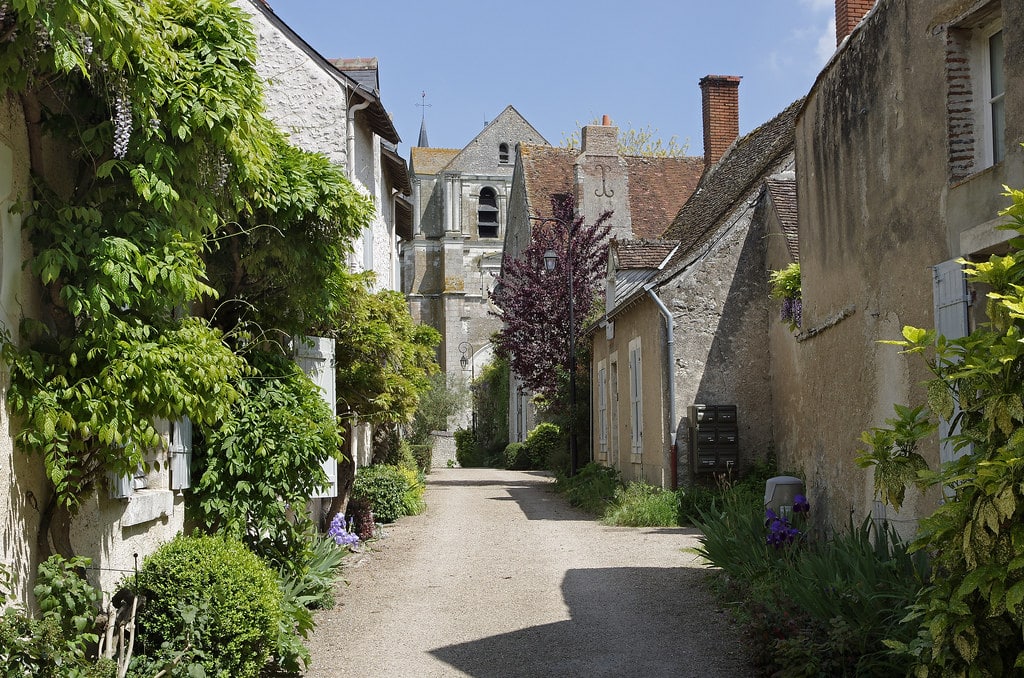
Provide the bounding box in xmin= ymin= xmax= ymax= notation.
xmin=581 ymin=115 xmax=618 ymax=156
xmin=700 ymin=75 xmax=741 ymax=170
xmin=835 ymin=0 xmax=875 ymax=45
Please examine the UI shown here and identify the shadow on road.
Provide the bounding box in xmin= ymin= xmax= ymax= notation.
xmin=429 ymin=566 xmax=745 ymax=677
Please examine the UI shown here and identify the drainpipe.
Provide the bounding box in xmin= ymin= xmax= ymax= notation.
xmin=646 ymin=284 xmax=677 ymax=490
xmin=346 ymin=89 xmax=372 ymax=182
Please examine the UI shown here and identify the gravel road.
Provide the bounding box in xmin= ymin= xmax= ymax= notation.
xmin=305 ymin=467 xmax=754 ymax=678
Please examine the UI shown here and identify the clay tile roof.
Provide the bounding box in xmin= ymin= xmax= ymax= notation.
xmin=615 ymin=239 xmax=678 ymax=269
xmin=765 ymin=177 xmax=799 ymax=260
xmin=521 ymin=144 xmax=575 ymax=216
xmin=410 ymin=147 xmax=459 ymax=176
xmin=661 ymin=98 xmax=805 ymax=270
xmin=625 ymin=156 xmax=704 ymax=239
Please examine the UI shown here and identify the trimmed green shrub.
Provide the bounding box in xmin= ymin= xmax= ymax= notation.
xmin=523 ymin=422 xmax=563 ymax=470
xmin=503 ymin=442 xmax=529 ymax=470
xmin=129 ymin=534 xmax=282 ymax=678
xmin=603 ymin=482 xmax=680 ymax=527
xmin=352 ymin=464 xmax=408 ymax=524
xmin=454 ymin=427 xmax=484 ymax=467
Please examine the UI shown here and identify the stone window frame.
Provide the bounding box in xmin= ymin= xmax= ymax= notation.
xmin=498 ymin=142 xmax=510 ymax=164
xmin=477 ymin=186 xmax=499 ymax=239
xmin=946 ymin=3 xmax=1005 ymax=182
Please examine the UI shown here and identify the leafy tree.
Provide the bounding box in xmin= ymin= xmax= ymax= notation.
xmin=561 ymin=119 xmax=689 ymax=157
xmin=190 ymin=352 xmax=342 ymax=572
xmin=857 ymin=185 xmax=1024 ymax=674
xmin=0 ymin=0 xmax=372 ymax=556
xmin=332 ymin=275 xmax=440 ymax=426
xmin=491 ymin=197 xmax=611 ymax=398
xmin=408 ymin=373 xmax=466 ymax=444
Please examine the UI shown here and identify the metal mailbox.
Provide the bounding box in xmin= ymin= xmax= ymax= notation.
xmin=688 ymin=404 xmax=739 ymax=475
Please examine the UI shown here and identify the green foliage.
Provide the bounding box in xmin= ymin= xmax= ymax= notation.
xmin=270 ymin=536 xmax=347 ymax=674
xmin=398 ymin=466 xmax=426 ymax=516
xmin=190 ymin=351 xmax=342 ymax=572
xmin=0 ymin=557 xmax=114 ymax=678
xmin=409 ymin=373 xmax=466 ymax=445
xmin=555 ymin=462 xmax=620 ymax=514
xmin=0 ymin=0 xmax=373 ymax=533
xmin=768 ymin=262 xmax=801 ymax=301
xmin=503 ymin=442 xmax=529 ymax=470
xmin=696 ymin=490 xmax=924 ymax=676
xmin=129 ymin=534 xmax=282 ymax=678
xmin=474 ymin=356 xmax=510 ymax=461
xmin=602 ymin=482 xmax=680 ymax=527
xmin=523 ymin=422 xmax=564 ymax=471
xmin=352 ymin=464 xmax=411 ymax=524
xmin=454 ymin=427 xmax=485 ymax=468
xmin=855 ymin=404 xmax=934 ymax=511
xmin=408 ymin=443 xmax=433 ymax=474
xmin=332 ymin=279 xmax=440 ymax=425
xmin=860 ymin=186 xmax=1024 ymax=675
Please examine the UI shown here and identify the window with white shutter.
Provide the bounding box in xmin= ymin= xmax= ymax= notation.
xmin=295 ymin=336 xmax=339 ymax=498
xmin=932 ymin=259 xmax=971 ymax=464
xmin=597 ymin=363 xmax=608 ymax=460
xmin=628 ymin=339 xmax=642 ymax=461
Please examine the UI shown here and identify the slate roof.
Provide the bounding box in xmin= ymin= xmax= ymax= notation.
xmin=410 ymin=147 xmax=459 ymax=176
xmin=626 ymin=157 xmax=704 ymax=239
xmin=659 ymin=97 xmax=804 ymax=277
xmin=765 ymin=177 xmax=799 ymax=260
xmin=329 ymin=57 xmax=379 ymax=96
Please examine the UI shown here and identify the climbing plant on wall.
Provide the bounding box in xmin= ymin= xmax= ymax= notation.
xmin=858 ymin=184 xmax=1024 ymax=674
xmin=0 ymin=0 xmax=373 ymax=555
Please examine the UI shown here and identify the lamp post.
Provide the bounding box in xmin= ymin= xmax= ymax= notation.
xmin=458 ymin=341 xmax=475 ymax=431
xmin=543 ymin=233 xmax=579 ymax=477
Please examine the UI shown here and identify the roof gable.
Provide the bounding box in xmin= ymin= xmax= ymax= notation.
xmin=765 ymin=176 xmax=799 ymax=260
xmin=444 ymin=105 xmax=549 ymax=173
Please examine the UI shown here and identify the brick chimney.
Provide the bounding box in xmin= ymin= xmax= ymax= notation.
xmin=700 ymin=75 xmax=741 ymax=170
xmin=835 ymin=0 xmax=875 ymax=45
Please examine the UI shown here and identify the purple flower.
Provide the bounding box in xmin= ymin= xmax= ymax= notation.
xmin=793 ymin=494 xmax=810 ymax=513
xmin=327 ymin=513 xmax=360 ymax=548
xmin=765 ymin=509 xmax=802 ymax=549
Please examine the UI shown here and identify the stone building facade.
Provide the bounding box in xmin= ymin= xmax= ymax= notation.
xmin=403 ymin=106 xmax=547 ymax=423
xmin=779 ymin=0 xmax=1023 ymax=531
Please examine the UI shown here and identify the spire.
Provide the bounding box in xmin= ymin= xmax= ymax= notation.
xmin=416 ymin=90 xmax=431 ymax=148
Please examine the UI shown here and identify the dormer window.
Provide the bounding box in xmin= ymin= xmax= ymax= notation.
xmin=478 ymin=187 xmax=499 ymax=238
xmin=498 ymin=143 xmax=510 ymax=164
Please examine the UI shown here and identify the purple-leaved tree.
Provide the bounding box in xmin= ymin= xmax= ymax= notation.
xmin=491 ymin=196 xmax=612 ymax=398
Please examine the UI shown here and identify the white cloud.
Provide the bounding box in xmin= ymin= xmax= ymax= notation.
xmin=799 ymin=0 xmax=833 ymax=11
xmin=816 ymin=17 xmax=837 ymax=64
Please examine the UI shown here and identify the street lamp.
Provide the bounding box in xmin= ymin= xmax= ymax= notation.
xmin=541 ymin=233 xmax=579 ymax=477
xmin=458 ymin=341 xmax=475 ymax=431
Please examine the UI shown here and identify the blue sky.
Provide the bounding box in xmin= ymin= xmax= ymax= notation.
xmin=269 ymin=1 xmax=837 ymax=155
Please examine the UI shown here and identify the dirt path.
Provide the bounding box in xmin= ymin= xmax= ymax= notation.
xmin=305 ymin=468 xmax=753 ymax=677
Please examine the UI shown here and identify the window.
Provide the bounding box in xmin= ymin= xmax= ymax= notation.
xmin=477 ymin=187 xmax=499 ymax=238
xmin=609 ymin=357 xmax=619 ymax=467
xmin=985 ymin=26 xmax=1005 ymax=165
xmin=628 ymin=339 xmax=642 ymax=461
xmin=946 ymin=11 xmax=1004 ymax=179
xmin=498 ymin=143 xmax=509 ymax=164
xmin=597 ymin=362 xmax=608 ymax=460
